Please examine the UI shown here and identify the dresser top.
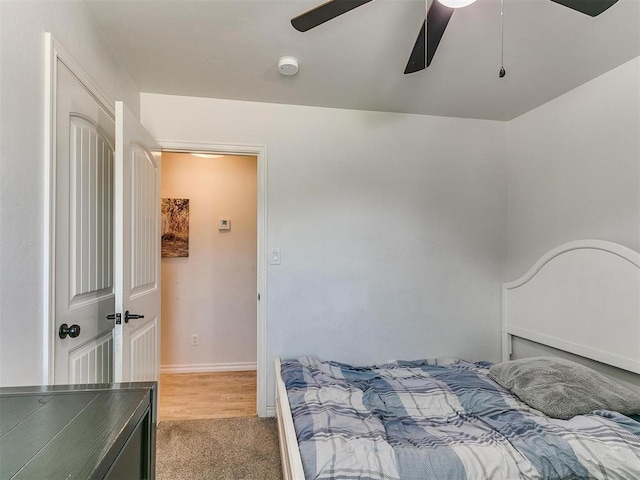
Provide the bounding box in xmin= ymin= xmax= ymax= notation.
xmin=0 ymin=383 xmax=156 ymax=479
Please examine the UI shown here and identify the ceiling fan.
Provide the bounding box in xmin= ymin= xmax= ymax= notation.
xmin=291 ymin=0 xmax=619 ymax=74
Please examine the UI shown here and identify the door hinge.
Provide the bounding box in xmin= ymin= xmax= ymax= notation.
xmin=258 ymin=293 xmax=261 ymax=301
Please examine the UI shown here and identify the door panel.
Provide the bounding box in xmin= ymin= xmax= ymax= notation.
xmin=55 ymin=61 xmax=115 ymax=384
xmin=113 ymin=101 xmax=161 ymax=383
xmin=129 ymin=320 xmax=158 ymax=382
xmin=68 ymin=332 xmax=113 ymax=383
xmin=69 ymin=115 xmax=114 ymax=304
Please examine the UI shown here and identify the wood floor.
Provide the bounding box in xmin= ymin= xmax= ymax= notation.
xmin=159 ymin=371 xmax=257 ymax=422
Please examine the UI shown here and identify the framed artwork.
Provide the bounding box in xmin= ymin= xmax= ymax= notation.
xmin=161 ymin=198 xmax=189 ymax=257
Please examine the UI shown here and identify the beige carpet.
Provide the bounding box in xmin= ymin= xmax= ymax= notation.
xmin=156 ymin=417 xmax=283 ymax=480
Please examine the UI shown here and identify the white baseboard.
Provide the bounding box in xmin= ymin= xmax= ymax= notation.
xmin=160 ymin=362 xmax=257 ymax=374
xmin=265 ymin=405 xmax=276 ymax=417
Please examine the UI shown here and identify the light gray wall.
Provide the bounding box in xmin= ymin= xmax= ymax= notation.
xmin=507 ymin=57 xmax=640 ymax=279
xmin=0 ymin=1 xmax=140 ymax=386
xmin=141 ymin=93 xmax=509 ymax=408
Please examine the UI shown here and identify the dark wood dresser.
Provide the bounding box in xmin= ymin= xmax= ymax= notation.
xmin=0 ymin=382 xmax=156 ymax=479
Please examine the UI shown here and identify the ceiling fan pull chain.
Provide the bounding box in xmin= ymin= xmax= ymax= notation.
xmin=499 ymin=0 xmax=506 ymax=78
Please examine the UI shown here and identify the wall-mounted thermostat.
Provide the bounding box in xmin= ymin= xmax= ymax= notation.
xmin=218 ymin=219 xmax=231 ymax=230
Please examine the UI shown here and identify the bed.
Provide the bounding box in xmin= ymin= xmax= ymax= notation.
xmin=275 ymin=239 xmax=640 ymax=480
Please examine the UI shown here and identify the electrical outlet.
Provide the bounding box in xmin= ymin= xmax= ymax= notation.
xmin=191 ymin=334 xmax=199 ymax=346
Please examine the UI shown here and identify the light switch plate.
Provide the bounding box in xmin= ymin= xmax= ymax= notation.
xmin=270 ymin=248 xmax=281 ymax=265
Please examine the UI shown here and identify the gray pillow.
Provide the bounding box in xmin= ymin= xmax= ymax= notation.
xmin=488 ymin=357 xmax=640 ymax=420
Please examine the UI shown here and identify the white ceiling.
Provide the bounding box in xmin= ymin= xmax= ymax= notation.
xmin=84 ymin=0 xmax=640 ymax=121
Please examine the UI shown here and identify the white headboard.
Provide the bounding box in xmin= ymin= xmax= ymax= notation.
xmin=502 ymin=240 xmax=640 ymax=374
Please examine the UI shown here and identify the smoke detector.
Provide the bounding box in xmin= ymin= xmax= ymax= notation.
xmin=278 ymin=56 xmax=299 ymax=76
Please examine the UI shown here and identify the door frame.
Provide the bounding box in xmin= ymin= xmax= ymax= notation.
xmin=159 ymin=141 xmax=268 ymax=417
xmin=43 ymin=33 xmax=116 ymax=385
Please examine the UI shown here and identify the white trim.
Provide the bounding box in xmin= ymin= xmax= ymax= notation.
xmin=44 ymin=33 xmax=55 ymax=385
xmin=44 ymin=33 xmax=115 ymax=385
xmin=156 ymin=140 xmax=269 ymax=417
xmin=161 ymin=362 xmax=257 ymax=374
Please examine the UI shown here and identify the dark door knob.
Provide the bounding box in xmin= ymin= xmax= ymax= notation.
xmin=59 ymin=323 xmax=81 ymax=339
xmin=124 ymin=311 xmax=144 ymax=324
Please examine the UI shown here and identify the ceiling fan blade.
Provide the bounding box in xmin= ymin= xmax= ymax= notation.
xmin=404 ymin=1 xmax=454 ymax=74
xmin=404 ymin=21 xmax=425 ymax=74
xmin=291 ymin=0 xmax=374 ymax=32
xmin=550 ymin=0 xmax=618 ymax=16
xmin=426 ymin=1 xmax=454 ymax=67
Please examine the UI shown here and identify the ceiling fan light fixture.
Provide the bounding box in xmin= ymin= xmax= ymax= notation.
xmin=437 ymin=0 xmax=477 ymax=8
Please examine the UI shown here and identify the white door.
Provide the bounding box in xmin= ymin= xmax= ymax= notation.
xmin=54 ymin=60 xmax=116 ymax=384
xmin=113 ymin=101 xmax=161 ymax=383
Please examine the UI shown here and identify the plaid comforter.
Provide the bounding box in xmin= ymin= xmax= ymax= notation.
xmin=280 ymin=357 xmax=640 ymax=480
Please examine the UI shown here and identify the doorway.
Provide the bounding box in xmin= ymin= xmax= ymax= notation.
xmin=158 ymin=149 xmax=265 ymax=419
